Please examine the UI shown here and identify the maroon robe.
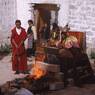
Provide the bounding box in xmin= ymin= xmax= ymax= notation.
xmin=11 ymin=27 xmax=27 ymax=72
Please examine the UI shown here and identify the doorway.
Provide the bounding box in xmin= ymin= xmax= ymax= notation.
xmin=31 ymin=3 xmax=60 ymax=38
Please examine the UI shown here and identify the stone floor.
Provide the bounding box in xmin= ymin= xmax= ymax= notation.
xmin=0 ymin=54 xmax=34 ymax=85
xmin=47 ymin=85 xmax=95 ymax=95
xmin=0 ymin=54 xmax=95 ymax=95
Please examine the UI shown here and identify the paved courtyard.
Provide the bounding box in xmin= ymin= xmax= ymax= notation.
xmin=0 ymin=55 xmax=95 ymax=95
xmin=0 ymin=54 xmax=33 ymax=85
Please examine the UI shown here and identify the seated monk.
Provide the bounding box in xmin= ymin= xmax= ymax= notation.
xmin=59 ymin=46 xmax=94 ymax=87
xmin=56 ymin=32 xmax=79 ymax=49
xmin=58 ymin=34 xmax=94 ymax=87
xmin=64 ymin=35 xmax=79 ymax=48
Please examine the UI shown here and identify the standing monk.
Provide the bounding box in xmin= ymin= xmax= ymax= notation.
xmin=11 ymin=20 xmax=28 ymax=74
xmin=27 ymin=20 xmax=37 ymax=57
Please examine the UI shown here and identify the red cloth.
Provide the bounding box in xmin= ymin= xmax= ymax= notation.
xmin=11 ymin=27 xmax=27 ymax=71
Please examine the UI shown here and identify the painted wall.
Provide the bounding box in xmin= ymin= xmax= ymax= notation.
xmin=0 ymin=0 xmax=17 ymax=45
xmin=1 ymin=0 xmax=95 ymax=50
xmin=17 ymin=0 xmax=32 ymax=29
xmin=31 ymin=0 xmax=59 ymax=4
xmin=58 ymin=0 xmax=69 ymax=27
xmin=69 ymin=0 xmax=95 ymax=48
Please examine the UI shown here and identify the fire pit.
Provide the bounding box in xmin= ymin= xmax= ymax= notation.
xmin=4 ymin=62 xmax=62 ymax=95
xmin=0 ymin=48 xmax=63 ymax=95
xmin=26 ymin=74 xmax=49 ymax=94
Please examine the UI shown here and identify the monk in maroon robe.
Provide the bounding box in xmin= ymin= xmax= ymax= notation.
xmin=11 ymin=20 xmax=28 ymax=74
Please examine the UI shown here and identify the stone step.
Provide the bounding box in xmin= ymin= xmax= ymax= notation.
xmin=49 ymin=82 xmax=64 ymax=91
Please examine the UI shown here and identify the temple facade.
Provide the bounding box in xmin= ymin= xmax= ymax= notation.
xmin=30 ymin=0 xmax=95 ymax=49
xmin=0 ymin=0 xmax=95 ymax=51
xmin=0 ymin=0 xmax=17 ymax=32
xmin=0 ymin=0 xmax=17 ymax=44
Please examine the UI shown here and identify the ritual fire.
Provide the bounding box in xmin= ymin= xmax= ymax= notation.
xmin=29 ymin=62 xmax=47 ymax=80
xmin=26 ymin=61 xmax=50 ymax=94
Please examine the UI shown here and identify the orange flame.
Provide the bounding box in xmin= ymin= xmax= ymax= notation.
xmin=29 ymin=52 xmax=46 ymax=80
xmin=30 ymin=63 xmax=46 ymax=80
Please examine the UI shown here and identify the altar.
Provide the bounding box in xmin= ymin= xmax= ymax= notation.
xmin=35 ymin=31 xmax=94 ymax=87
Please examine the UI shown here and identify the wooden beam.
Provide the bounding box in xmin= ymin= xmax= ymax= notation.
xmin=31 ymin=3 xmax=60 ymax=11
